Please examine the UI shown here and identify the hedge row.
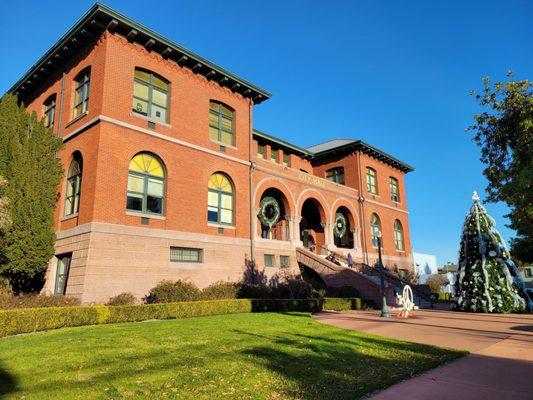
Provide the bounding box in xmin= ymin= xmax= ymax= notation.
xmin=321 ymin=297 xmax=374 ymax=311
xmin=0 ymin=297 xmax=369 ymax=338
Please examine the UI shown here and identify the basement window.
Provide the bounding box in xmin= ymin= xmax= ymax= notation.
xmin=170 ymin=247 xmax=203 ymax=263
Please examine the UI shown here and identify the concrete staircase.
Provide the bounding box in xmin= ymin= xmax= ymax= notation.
xmin=296 ymin=247 xmax=396 ymax=308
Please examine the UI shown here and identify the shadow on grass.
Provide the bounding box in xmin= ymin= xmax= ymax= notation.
xmin=236 ymin=328 xmax=464 ymax=400
xmin=0 ymin=362 xmax=18 ymax=397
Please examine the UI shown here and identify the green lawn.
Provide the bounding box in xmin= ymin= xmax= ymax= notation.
xmin=0 ymin=312 xmax=464 ymax=399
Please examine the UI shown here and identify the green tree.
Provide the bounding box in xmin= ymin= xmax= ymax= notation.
xmin=456 ymin=192 xmax=529 ymax=313
xmin=0 ymin=94 xmax=63 ymax=293
xmin=469 ymin=72 xmax=533 ymax=263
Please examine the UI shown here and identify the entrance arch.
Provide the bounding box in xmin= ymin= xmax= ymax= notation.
xmin=300 ymin=198 xmax=327 ymax=253
xmin=333 ymin=205 xmax=355 ymax=249
xmin=257 ymin=187 xmax=291 ymax=240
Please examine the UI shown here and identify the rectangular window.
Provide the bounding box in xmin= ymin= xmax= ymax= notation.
xmin=73 ymin=70 xmax=90 ymax=119
xmin=283 ymin=153 xmax=291 ymax=167
xmin=264 ymin=254 xmax=275 ymax=267
xmin=209 ymin=101 xmax=234 ymax=146
xmin=271 ymin=148 xmax=279 ymax=163
xmin=170 ymin=247 xmax=203 ymax=263
xmin=280 ymin=255 xmax=290 ymax=268
xmin=326 ymin=167 xmax=345 ymax=185
xmin=54 ymin=253 xmax=72 ymax=295
xmin=44 ymin=96 xmax=56 ymax=129
xmin=366 ymin=168 xmax=378 ymax=194
xmin=389 ymin=177 xmax=400 ymax=202
xmin=525 ymin=268 xmax=533 ymax=278
xmin=257 ymin=143 xmax=266 ymax=159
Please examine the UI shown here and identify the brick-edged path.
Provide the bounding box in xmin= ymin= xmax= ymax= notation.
xmin=315 ymin=310 xmax=533 ymax=400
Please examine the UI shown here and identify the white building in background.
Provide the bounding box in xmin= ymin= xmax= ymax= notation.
xmin=439 ymin=264 xmax=458 ymax=296
xmin=413 ymin=253 xmax=438 ymax=284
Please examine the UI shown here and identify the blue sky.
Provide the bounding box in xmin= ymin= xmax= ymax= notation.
xmin=1 ymin=1 xmax=532 ymax=265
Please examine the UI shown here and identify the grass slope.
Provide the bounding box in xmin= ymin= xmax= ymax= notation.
xmin=0 ymin=312 xmax=464 ymax=399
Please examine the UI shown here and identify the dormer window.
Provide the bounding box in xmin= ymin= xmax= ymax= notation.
xmin=257 ymin=143 xmax=266 ymax=159
xmin=326 ymin=167 xmax=345 ymax=185
xmin=271 ymin=147 xmax=279 ymax=163
xmin=133 ymin=69 xmax=169 ymax=123
xmin=209 ymin=101 xmax=234 ymax=146
xmin=283 ymin=153 xmax=291 ymax=167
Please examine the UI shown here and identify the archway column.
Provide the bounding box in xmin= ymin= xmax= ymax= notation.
xmin=285 ymin=215 xmax=303 ymax=246
xmin=321 ymin=222 xmax=334 ymax=250
xmin=351 ymin=227 xmax=361 ymax=250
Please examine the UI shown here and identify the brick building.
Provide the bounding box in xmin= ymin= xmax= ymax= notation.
xmin=7 ymin=4 xmax=414 ymax=303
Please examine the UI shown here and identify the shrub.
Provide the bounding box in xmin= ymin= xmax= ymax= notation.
xmin=201 ymin=281 xmax=238 ymax=300
xmin=276 ymin=279 xmax=316 ymax=299
xmin=106 ymin=292 xmax=137 ymax=306
xmin=0 ymin=293 xmax=80 ymax=310
xmin=237 ymin=284 xmax=273 ymax=299
xmin=251 ymin=299 xmax=319 ymax=313
xmin=326 ymin=285 xmax=360 ymax=298
xmin=144 ymin=280 xmax=201 ymax=304
xmin=0 ymin=299 xmax=253 ymax=338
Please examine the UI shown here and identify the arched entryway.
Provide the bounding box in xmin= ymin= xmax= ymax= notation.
xmin=333 ymin=206 xmax=354 ymax=249
xmin=257 ymin=188 xmax=290 ymax=240
xmin=300 ymin=198 xmax=326 ymax=253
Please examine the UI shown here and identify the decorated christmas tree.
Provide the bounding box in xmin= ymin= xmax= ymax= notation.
xmin=456 ymin=192 xmax=531 ymax=313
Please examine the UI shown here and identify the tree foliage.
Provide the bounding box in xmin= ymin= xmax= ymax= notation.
xmin=0 ymin=94 xmax=63 ymax=293
xmin=468 ymin=72 xmax=533 ymax=262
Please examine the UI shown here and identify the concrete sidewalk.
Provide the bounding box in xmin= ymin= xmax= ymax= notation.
xmin=315 ymin=310 xmax=533 ymax=400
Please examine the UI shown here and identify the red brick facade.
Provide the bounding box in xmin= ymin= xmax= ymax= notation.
xmin=13 ymin=6 xmax=413 ymax=303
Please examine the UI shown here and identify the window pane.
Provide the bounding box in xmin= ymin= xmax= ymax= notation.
xmin=152 ymin=76 xmax=168 ymax=90
xmin=65 ymin=198 xmax=73 ymax=215
xmin=133 ymin=81 xmax=149 ymax=100
xmin=220 ymin=209 xmax=232 ymax=224
xmin=210 ymin=101 xmax=219 ymax=111
xmin=208 ymin=207 xmax=218 ymax=222
xmin=221 ymin=117 xmax=232 ymax=132
xmin=220 ymin=131 xmax=233 ymax=145
xmin=209 ymin=112 xmax=219 ymax=127
xmin=220 ymin=194 xmax=232 ymax=209
xmin=128 ymin=174 xmax=144 ymax=193
xmin=147 ymin=178 xmax=164 ymax=197
xmin=66 ymin=178 xmax=76 ymax=196
xmin=135 ymin=69 xmax=150 ymax=82
xmin=127 ymin=194 xmax=143 ymax=211
xmin=152 ymin=89 xmax=168 ymax=107
xmin=150 ymin=105 xmax=167 ymax=122
xmin=208 ymin=191 xmax=218 ymax=207
xmin=221 ymin=105 xmax=233 ymax=117
xmin=146 ymin=196 xmax=162 ymax=214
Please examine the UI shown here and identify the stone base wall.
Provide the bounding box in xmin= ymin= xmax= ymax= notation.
xmin=43 ymin=223 xmax=299 ymax=304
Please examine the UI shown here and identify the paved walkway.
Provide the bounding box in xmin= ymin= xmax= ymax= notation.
xmin=315 ymin=310 xmax=533 ymax=400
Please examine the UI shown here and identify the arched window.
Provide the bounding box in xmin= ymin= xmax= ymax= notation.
xmin=209 ymin=101 xmax=234 ymax=146
xmin=389 ymin=177 xmax=400 ymax=202
xmin=326 ymin=167 xmax=345 ymax=185
xmin=394 ymin=220 xmax=405 ymax=251
xmin=43 ymin=94 xmax=56 ymax=129
xmin=208 ymin=173 xmax=234 ymax=225
xmin=366 ymin=167 xmax=377 ymax=194
xmin=127 ymin=153 xmax=165 ymax=215
xmin=370 ymin=213 xmax=381 ymax=248
xmin=132 ymin=68 xmax=169 ymax=123
xmin=64 ymin=154 xmax=82 ymax=216
xmin=73 ymin=68 xmax=90 ymax=118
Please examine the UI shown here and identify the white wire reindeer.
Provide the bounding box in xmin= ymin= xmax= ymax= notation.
xmin=396 ymin=285 xmax=415 ymax=318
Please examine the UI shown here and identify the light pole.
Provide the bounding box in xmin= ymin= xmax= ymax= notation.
xmin=376 ymin=230 xmax=389 ymax=317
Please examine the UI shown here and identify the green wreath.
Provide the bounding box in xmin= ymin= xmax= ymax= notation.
xmin=258 ymin=196 xmax=281 ymax=227
xmin=334 ymin=212 xmax=347 ymax=238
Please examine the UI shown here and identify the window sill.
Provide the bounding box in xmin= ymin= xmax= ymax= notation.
xmin=65 ymin=112 xmax=88 ymax=128
xmin=208 ymin=223 xmax=235 ymax=230
xmin=131 ymin=111 xmax=172 ymax=128
xmin=209 ymin=139 xmax=237 ymax=150
xmin=126 ymin=211 xmax=166 ymax=220
xmin=60 ymin=213 xmax=78 ymax=221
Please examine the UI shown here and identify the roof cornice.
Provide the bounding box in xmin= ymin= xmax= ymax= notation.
xmin=7 ymin=3 xmax=271 ymax=104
